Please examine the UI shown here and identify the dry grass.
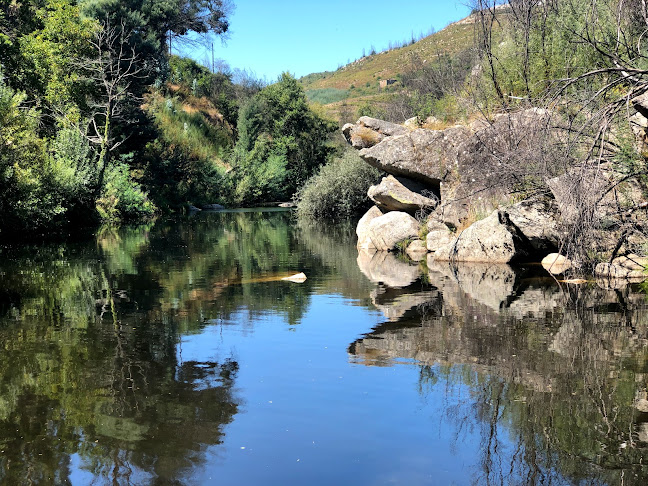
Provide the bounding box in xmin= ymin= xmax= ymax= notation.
xmin=354 ymin=126 xmax=383 ymax=145
xmin=145 ymin=91 xmax=232 ymax=169
xmin=300 ymin=20 xmax=475 ymax=101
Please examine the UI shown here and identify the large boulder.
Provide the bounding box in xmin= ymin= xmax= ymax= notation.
xmin=546 ymin=166 xmax=611 ymax=222
xmin=547 ymin=165 xmax=645 ymax=221
xmin=345 ymin=109 xmax=558 ymax=229
xmin=342 ymin=116 xmax=408 ymax=149
xmin=356 ymin=206 xmax=384 ymax=250
xmin=432 ymin=200 xmax=560 ymax=263
xmin=357 ymin=211 xmax=421 ymax=251
xmin=547 ymin=165 xmax=647 ymax=255
xmin=359 ymin=126 xmax=471 ymax=186
xmin=433 ymin=210 xmax=524 ymax=263
xmin=503 ymin=198 xmax=561 ymax=252
xmin=367 ymin=175 xmax=439 ymax=213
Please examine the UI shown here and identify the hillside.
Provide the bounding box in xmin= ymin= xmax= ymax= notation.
xmin=299 ymin=15 xmax=476 ymax=113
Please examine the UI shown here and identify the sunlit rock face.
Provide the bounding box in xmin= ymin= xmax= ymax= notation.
xmin=368 ymin=175 xmax=439 ymax=213
xmin=344 ymin=109 xmax=555 ymax=229
xmin=355 ymin=210 xmax=420 ymax=251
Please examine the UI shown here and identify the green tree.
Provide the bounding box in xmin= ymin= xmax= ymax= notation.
xmin=232 ymin=73 xmax=336 ymax=204
xmin=21 ymin=0 xmax=98 ymax=119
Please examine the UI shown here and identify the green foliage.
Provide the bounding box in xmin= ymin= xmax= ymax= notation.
xmin=0 ymin=75 xmax=156 ymax=236
xmin=151 ymin=95 xmax=232 ymax=162
xmin=97 ymin=160 xmax=155 ymax=222
xmin=79 ymin=0 xmax=230 ymax=81
xmin=393 ymin=49 xmax=474 ymax=121
xmin=20 ymin=0 xmax=98 ymax=116
xmin=480 ymin=0 xmax=622 ymax=105
xmin=295 ymin=149 xmax=381 ymax=220
xmin=305 ymin=88 xmax=349 ymax=105
xmin=140 ymin=94 xmax=232 ymax=210
xmin=43 ymin=128 xmax=98 ymax=219
xmin=394 ymin=238 xmax=413 ymax=254
xmin=231 ymin=73 xmax=337 ymax=205
xmin=0 ymin=77 xmax=50 ymax=235
xmin=233 ymin=136 xmax=288 ymax=203
xmin=356 ymin=101 xmax=386 ymax=120
xmin=613 ymin=129 xmax=647 ymax=180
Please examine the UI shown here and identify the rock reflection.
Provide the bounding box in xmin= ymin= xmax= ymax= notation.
xmin=357 ymin=250 xmax=422 ymax=288
xmin=353 ymin=254 xmax=648 ymax=484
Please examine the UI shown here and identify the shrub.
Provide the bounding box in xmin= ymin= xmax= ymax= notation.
xmin=296 ymin=150 xmax=381 ymax=221
xmin=356 ymin=102 xmax=387 ymax=120
xmin=97 ymin=161 xmax=155 ymax=222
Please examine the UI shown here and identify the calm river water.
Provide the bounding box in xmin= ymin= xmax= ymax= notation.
xmin=1 ymin=209 xmax=648 ymax=485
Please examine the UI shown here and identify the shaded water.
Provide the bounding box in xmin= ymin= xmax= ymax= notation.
xmin=1 ymin=209 xmax=648 ymax=485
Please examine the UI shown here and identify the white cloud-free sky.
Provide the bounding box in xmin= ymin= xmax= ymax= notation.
xmin=178 ymin=0 xmax=472 ymax=81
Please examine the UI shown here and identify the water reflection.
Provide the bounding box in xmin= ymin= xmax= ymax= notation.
xmin=351 ymin=250 xmax=648 ymax=485
xmin=1 ymin=211 xmax=648 ymax=484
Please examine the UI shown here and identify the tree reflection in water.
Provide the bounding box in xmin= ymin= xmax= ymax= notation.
xmin=0 ymin=210 xmax=372 ymax=485
xmin=350 ymin=257 xmax=648 ymax=485
xmin=2 ymin=210 xmax=648 ymax=484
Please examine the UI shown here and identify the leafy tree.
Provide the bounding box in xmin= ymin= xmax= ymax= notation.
xmin=21 ymin=0 xmax=98 ymax=118
xmin=0 ymin=76 xmax=48 ymax=235
xmin=231 ymin=73 xmax=336 ymax=204
xmin=0 ymin=76 xmax=108 ymax=236
xmin=80 ymin=0 xmax=232 ymax=71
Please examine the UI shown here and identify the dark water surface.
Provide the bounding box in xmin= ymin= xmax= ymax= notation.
xmin=1 ymin=209 xmax=648 ymax=485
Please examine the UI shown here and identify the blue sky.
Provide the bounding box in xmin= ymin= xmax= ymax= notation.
xmin=178 ymin=0 xmax=472 ymax=82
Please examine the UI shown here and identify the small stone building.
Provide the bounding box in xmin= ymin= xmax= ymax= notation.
xmin=379 ymin=79 xmax=397 ymax=89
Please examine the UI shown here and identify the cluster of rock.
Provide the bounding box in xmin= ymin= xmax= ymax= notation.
xmin=343 ymin=112 xmax=647 ymax=281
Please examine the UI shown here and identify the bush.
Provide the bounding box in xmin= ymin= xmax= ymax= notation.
xmin=97 ymin=161 xmax=155 ymax=222
xmin=296 ymin=150 xmax=381 ymax=221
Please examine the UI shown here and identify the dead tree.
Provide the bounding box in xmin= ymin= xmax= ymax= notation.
xmin=84 ymin=18 xmax=144 ymax=196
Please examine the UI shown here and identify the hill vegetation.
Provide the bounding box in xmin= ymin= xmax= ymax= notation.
xmin=299 ymin=17 xmax=476 ymax=122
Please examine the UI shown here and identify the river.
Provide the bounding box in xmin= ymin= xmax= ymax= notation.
xmin=0 ymin=209 xmax=647 ymax=485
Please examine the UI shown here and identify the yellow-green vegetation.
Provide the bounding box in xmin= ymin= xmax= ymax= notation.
xmin=305 ymin=24 xmax=479 ymax=126
xmin=300 ymin=20 xmax=474 ymax=93
xmin=146 ymin=92 xmax=232 ymax=169
xmin=300 ymin=19 xmax=476 ymax=121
